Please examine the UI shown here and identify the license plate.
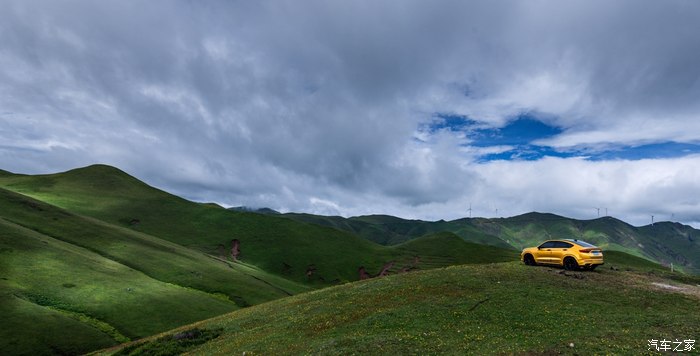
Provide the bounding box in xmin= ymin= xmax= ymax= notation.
xmin=592 ymin=251 xmax=601 ymax=255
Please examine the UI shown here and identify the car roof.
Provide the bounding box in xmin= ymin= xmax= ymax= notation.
xmin=541 ymin=239 xmax=596 ymax=246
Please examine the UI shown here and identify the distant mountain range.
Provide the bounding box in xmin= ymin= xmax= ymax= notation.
xmin=228 ymin=206 xmax=281 ymax=214
xmin=274 ymin=212 xmax=698 ymax=274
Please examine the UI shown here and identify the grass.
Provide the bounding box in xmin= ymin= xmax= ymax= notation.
xmin=289 ymin=210 xmax=700 ymax=275
xmin=0 ymin=187 xmax=317 ymax=355
xmin=0 ymin=216 xmax=236 ymax=355
xmin=393 ymin=231 xmax=519 ymax=266
xmin=0 ymin=165 xmax=521 ymax=283
xmin=0 ymin=165 xmax=527 ymax=354
xmin=0 ymin=294 xmax=117 ymax=355
xmin=0 ymin=210 xmax=246 ymax=354
xmin=4 ymin=166 xmax=698 ymax=276
xmin=0 ymin=187 xmax=308 ymax=303
xmin=113 ymin=328 xmax=223 ymax=356
xmin=97 ymin=262 xmax=700 ymax=355
xmin=2 ymin=164 xmax=696 ymax=355
xmin=0 ymin=166 xmax=408 ymax=283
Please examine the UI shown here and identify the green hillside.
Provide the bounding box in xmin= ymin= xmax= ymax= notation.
xmin=0 ymin=187 xmax=311 ymax=355
xmin=0 ymin=217 xmax=235 ymax=355
xmin=0 ymin=166 xmax=402 ymax=283
xmin=638 ymin=222 xmax=700 ymax=270
xmin=98 ymin=261 xmax=700 ymax=355
xmin=0 ymin=165 xmax=525 ymax=354
xmin=285 ymin=213 xmax=513 ymax=248
xmin=493 ymin=213 xmax=700 ymax=274
xmin=393 ymin=231 xmax=518 ymax=267
xmin=2 ymin=164 xmax=695 ymax=355
xmin=0 ymin=165 xmax=519 ymax=283
xmin=284 ymin=211 xmax=700 ymax=274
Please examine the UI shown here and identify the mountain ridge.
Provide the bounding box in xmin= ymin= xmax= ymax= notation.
xmin=2 ymin=164 xmax=697 ymax=273
xmin=1 ymin=163 xmax=696 ymax=355
xmin=283 ymin=211 xmax=699 ymax=273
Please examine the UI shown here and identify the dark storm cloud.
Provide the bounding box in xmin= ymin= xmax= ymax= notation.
xmin=2 ymin=0 xmax=700 ymax=225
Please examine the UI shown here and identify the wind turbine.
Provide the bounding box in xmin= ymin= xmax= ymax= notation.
xmin=594 ymin=207 xmax=600 ymax=218
xmin=468 ymin=203 xmax=472 ymax=218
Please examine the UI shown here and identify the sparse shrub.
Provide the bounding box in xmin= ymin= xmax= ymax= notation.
xmin=114 ymin=328 xmax=223 ymax=356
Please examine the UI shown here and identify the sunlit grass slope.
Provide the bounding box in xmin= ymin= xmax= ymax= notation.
xmin=0 ymin=166 xmax=395 ymax=282
xmin=99 ymin=261 xmax=700 ymax=355
xmin=0 ymin=187 xmax=311 ymax=355
xmin=0 ymin=217 xmax=235 ymax=355
xmin=0 ymin=165 xmax=517 ymax=283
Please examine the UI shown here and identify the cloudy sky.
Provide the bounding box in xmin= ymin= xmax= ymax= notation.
xmin=2 ymin=1 xmax=700 ymax=227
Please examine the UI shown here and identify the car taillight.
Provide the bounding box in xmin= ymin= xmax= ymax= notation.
xmin=580 ymin=249 xmax=592 ymax=253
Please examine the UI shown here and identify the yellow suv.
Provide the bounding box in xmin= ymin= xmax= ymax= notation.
xmin=521 ymin=239 xmax=604 ymax=271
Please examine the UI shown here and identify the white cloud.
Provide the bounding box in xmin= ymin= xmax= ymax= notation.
xmin=1 ymin=1 xmax=699 ymax=227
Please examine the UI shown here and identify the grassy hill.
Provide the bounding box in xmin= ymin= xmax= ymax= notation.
xmin=0 ymin=187 xmax=317 ymax=355
xmin=284 ymin=211 xmax=700 ymax=274
xmin=0 ymin=165 xmax=412 ymax=283
xmin=97 ymin=260 xmax=700 ymax=355
xmin=0 ymin=165 xmax=523 ymax=354
xmin=392 ymin=231 xmax=518 ymax=267
xmin=492 ymin=213 xmax=700 ymax=274
xmin=0 ymin=165 xmax=522 ymax=283
xmin=285 ymin=213 xmax=514 ymax=249
xmin=2 ymin=164 xmax=696 ymax=355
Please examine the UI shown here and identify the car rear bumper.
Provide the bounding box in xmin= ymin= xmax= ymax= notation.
xmin=579 ymin=258 xmax=604 ymax=266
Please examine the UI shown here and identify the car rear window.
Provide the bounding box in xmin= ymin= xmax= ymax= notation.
xmin=568 ymin=239 xmax=597 ymax=248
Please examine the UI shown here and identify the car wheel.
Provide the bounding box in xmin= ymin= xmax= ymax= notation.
xmin=524 ymin=254 xmax=536 ymax=266
xmin=563 ymin=257 xmax=579 ymax=271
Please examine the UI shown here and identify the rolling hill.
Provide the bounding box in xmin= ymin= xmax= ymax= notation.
xmin=0 ymin=164 xmax=521 ymax=354
xmin=284 ymin=213 xmax=513 ymax=248
xmin=97 ymin=260 xmax=700 ymax=355
xmin=0 ymin=165 xmax=519 ymax=283
xmin=284 ymin=212 xmax=700 ymax=274
xmin=0 ymin=187 xmax=312 ymax=355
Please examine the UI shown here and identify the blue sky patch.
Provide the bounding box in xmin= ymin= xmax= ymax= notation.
xmin=479 ymin=145 xmax=576 ymax=162
xmin=477 ymin=140 xmax=700 ymax=162
xmin=586 ymin=142 xmax=700 ymax=161
xmin=470 ymin=115 xmax=562 ymax=147
xmin=426 ymin=114 xmax=700 ymax=162
xmin=424 ymin=114 xmax=476 ymax=133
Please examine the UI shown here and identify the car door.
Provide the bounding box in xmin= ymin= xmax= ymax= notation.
xmin=535 ymin=241 xmax=556 ymax=264
xmin=549 ymin=241 xmax=574 ymax=265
